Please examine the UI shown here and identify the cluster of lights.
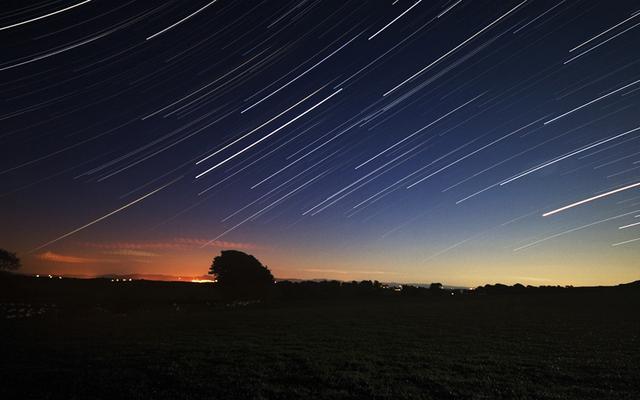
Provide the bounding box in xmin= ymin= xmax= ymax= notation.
xmin=110 ymin=278 xmax=133 ymax=282
xmin=35 ymin=274 xmax=62 ymax=279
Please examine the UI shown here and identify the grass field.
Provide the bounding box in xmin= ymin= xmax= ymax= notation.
xmin=1 ymin=277 xmax=639 ymax=399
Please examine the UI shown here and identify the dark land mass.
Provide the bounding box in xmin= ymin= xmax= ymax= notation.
xmin=1 ymin=274 xmax=639 ymax=399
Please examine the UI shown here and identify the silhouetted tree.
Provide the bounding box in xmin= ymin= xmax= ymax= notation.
xmin=0 ymin=249 xmax=20 ymax=272
xmin=209 ymin=250 xmax=274 ymax=299
xmin=429 ymin=282 xmax=443 ymax=291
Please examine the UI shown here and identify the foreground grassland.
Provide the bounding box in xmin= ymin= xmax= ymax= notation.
xmin=1 ymin=279 xmax=639 ymax=399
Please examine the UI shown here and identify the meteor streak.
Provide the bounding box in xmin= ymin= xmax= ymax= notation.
xmin=30 ymin=178 xmax=181 ymax=252
xmin=543 ymin=182 xmax=640 ymax=217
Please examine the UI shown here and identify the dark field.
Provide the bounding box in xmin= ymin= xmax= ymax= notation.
xmin=1 ymin=276 xmax=639 ymax=399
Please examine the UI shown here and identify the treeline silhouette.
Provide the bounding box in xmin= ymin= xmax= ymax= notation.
xmin=275 ymin=280 xmax=390 ymax=300
xmin=272 ymin=280 xmax=603 ymax=300
xmin=1 ymin=273 xmax=639 ymax=317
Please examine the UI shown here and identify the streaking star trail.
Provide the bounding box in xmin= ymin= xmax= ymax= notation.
xmin=1 ymin=0 xmax=638 ymax=286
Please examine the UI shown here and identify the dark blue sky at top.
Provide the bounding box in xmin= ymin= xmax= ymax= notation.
xmin=1 ymin=0 xmax=639 ymax=284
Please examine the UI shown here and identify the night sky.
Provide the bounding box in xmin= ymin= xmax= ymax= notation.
xmin=1 ymin=0 xmax=639 ymax=286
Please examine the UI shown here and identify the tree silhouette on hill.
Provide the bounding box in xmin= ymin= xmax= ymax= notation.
xmin=209 ymin=250 xmax=274 ymax=299
xmin=0 ymin=249 xmax=21 ymax=272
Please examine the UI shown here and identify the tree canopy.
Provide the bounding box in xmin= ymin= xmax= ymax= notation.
xmin=0 ymin=249 xmax=21 ymax=272
xmin=209 ymin=250 xmax=274 ymax=299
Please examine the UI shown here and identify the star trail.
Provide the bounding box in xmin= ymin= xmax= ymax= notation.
xmin=1 ymin=0 xmax=638 ymax=285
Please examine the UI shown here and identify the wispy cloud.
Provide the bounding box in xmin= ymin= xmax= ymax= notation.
xmin=35 ymin=251 xmax=109 ymax=264
xmin=81 ymin=237 xmax=262 ymax=251
xmin=36 ymin=250 xmax=158 ymax=264
xmin=101 ymin=249 xmax=158 ymax=257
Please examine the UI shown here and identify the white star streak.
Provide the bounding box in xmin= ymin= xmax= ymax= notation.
xmin=353 ymin=131 xmax=491 ymax=208
xmin=0 ymin=7 xmax=163 ymax=72
xmin=30 ymin=177 xmax=181 ymax=252
xmin=456 ymin=183 xmax=499 ymax=204
xmin=512 ymin=0 xmax=566 ymax=34
xmin=0 ymin=0 xmax=93 ymax=31
xmin=200 ymin=171 xmax=327 ymax=246
xmin=424 ymin=230 xmax=486 ymax=262
xmin=0 ymin=29 xmax=112 ymax=72
xmin=195 ymin=89 xmax=342 ymax=179
xmin=222 ymin=150 xmax=339 ymax=222
xmin=514 ymin=209 xmax=640 ymax=251
xmin=146 ymin=0 xmax=219 ymax=40
xmin=444 ymin=122 xmax=555 ymax=195
xmin=594 ymin=152 xmax=640 ymax=169
xmin=304 ymin=145 xmax=419 ymax=215
xmin=619 ymin=221 xmax=640 ymax=230
xmin=196 ymin=85 xmax=327 ymax=165
xmin=335 ymin=14 xmax=440 ymax=89
xmin=500 ymin=125 xmax=640 ymax=185
xmin=437 ymin=0 xmax=462 ymax=19
xmin=251 ymin=120 xmax=361 ymax=189
xmin=564 ymin=20 xmax=640 ymax=65
xmin=606 ymin=164 xmax=640 ymax=179
xmin=197 ymin=122 xmax=326 ymax=196
xmin=612 ymin=237 xmax=640 ymax=247
xmin=543 ymin=182 xmax=640 ymax=217
xmin=141 ymin=47 xmax=271 ymax=120
xmin=0 ymin=118 xmax=137 ymax=176
xmin=368 ymin=1 xmax=422 ymax=40
xmin=569 ymin=12 xmax=640 ymax=52
xmin=383 ymin=0 xmax=527 ymax=96
xmin=355 ymin=93 xmax=484 ymax=169
xmin=543 ymin=79 xmax=640 ymax=124
xmin=407 ymin=115 xmax=544 ymax=189
xmin=241 ymin=33 xmax=361 ymax=114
